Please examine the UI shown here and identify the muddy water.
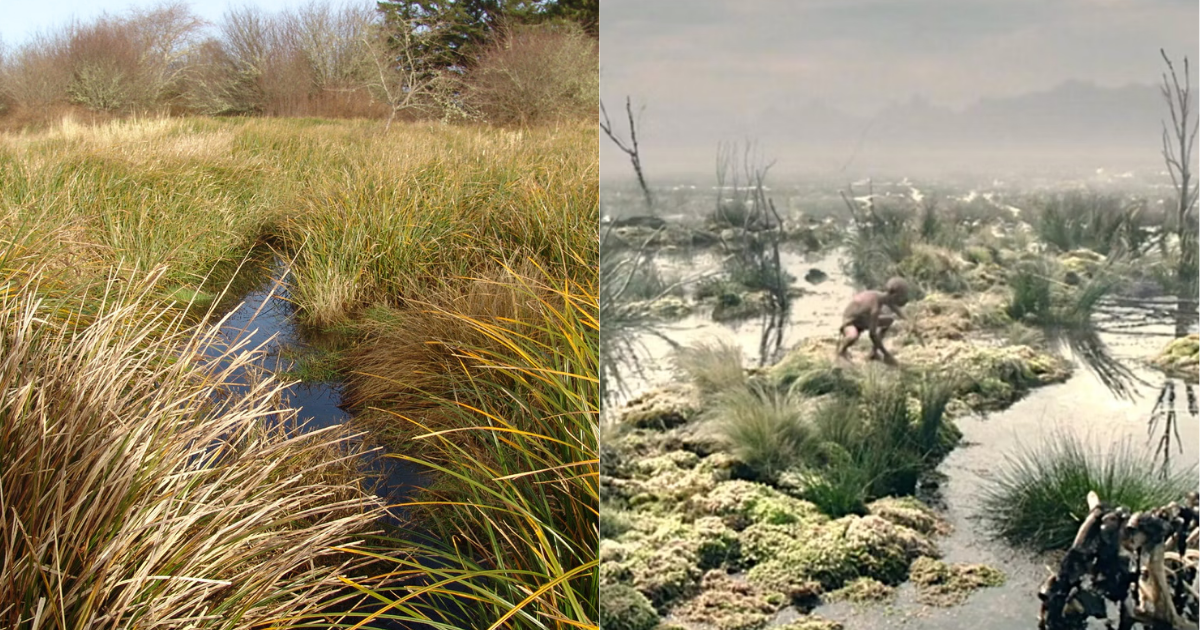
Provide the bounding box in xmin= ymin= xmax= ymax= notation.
xmin=617 ymin=247 xmax=1199 ymax=630
xmin=210 ymin=262 xmax=427 ymax=507
xmin=614 ymin=248 xmax=853 ymax=407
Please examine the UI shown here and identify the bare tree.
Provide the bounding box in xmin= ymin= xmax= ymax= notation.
xmin=600 ymin=96 xmax=652 ymax=211
xmin=1160 ymin=49 xmax=1199 ymax=337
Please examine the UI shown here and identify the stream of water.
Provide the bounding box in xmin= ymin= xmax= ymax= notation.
xmin=206 ymin=261 xmax=428 ymax=510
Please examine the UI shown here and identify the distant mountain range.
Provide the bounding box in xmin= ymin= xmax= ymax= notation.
xmin=607 ymin=80 xmax=1198 ymax=180
xmin=756 ymin=81 xmax=1191 ymax=150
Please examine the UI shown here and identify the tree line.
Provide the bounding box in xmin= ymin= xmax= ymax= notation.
xmin=0 ymin=0 xmax=598 ymax=126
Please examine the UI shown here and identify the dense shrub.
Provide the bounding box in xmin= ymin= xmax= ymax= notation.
xmin=464 ymin=20 xmax=598 ymax=125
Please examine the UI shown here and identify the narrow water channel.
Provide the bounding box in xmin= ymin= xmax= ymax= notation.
xmin=206 ymin=259 xmax=428 ymax=511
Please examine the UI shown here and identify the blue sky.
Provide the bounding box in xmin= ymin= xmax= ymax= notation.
xmin=0 ymin=0 xmax=372 ymax=46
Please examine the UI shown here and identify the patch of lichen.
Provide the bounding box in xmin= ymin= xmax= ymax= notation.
xmin=671 ymin=570 xmax=787 ymax=630
xmin=1150 ymin=333 xmax=1199 ymax=381
xmin=908 ymin=556 xmax=1006 ymax=606
xmin=827 ymin=577 xmax=897 ymax=603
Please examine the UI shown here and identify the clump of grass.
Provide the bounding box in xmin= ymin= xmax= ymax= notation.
xmin=980 ymin=433 xmax=1196 ymax=551
xmin=709 ymin=383 xmax=813 ymax=482
xmin=676 ymin=340 xmax=747 ymax=396
xmin=1031 ymin=191 xmax=1148 ymax=256
xmin=341 ymin=261 xmax=598 ymax=628
xmin=0 ymin=264 xmax=381 ymax=629
xmin=799 ymin=369 xmax=957 ymax=514
xmin=600 ymin=227 xmax=665 ymax=405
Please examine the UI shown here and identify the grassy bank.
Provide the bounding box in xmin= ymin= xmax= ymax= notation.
xmin=0 ymin=116 xmax=598 ymax=628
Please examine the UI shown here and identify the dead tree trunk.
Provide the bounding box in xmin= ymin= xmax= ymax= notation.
xmin=1160 ymin=50 xmax=1199 ymax=337
xmin=601 ymin=97 xmax=653 ymax=212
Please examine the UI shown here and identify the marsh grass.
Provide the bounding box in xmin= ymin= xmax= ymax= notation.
xmin=1032 ymin=191 xmax=1150 ymax=256
xmin=676 ymin=340 xmax=748 ymax=397
xmin=600 ymin=226 xmax=673 ymax=406
xmin=338 ymin=263 xmax=598 ymax=629
xmin=795 ymin=370 xmax=957 ymax=514
xmin=0 ymin=264 xmax=382 ymax=629
xmin=980 ymin=433 xmax=1196 ymax=551
xmin=710 ymin=383 xmax=813 ymax=482
xmin=2 ymin=116 xmax=598 ymax=628
xmin=1 ymin=117 xmax=596 ymax=321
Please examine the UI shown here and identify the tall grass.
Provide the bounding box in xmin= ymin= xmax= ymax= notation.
xmin=1031 ymin=191 xmax=1149 ymax=256
xmin=0 ymin=117 xmax=597 ymax=320
xmin=338 ymin=262 xmax=599 ymax=628
xmin=980 ymin=433 xmax=1196 ymax=551
xmin=0 ymin=263 xmax=382 ymax=628
xmin=1 ymin=116 xmax=598 ymax=628
xmin=600 ymin=227 xmax=669 ymax=406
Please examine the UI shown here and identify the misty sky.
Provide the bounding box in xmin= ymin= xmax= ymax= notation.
xmin=0 ymin=0 xmax=348 ymax=46
xmin=600 ymin=0 xmax=1200 ymax=179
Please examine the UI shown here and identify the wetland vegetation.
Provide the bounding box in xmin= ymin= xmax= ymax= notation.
xmin=0 ymin=2 xmax=599 ymax=627
xmin=599 ymin=93 xmax=1198 ymax=628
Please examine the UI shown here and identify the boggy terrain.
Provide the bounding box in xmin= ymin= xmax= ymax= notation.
xmin=0 ymin=116 xmax=598 ymax=629
xmin=599 ymin=182 xmax=1199 ymax=630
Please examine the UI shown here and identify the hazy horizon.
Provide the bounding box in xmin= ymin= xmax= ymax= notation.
xmin=600 ymin=0 xmax=1199 ymax=181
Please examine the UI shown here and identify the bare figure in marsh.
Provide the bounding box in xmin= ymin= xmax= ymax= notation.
xmin=836 ymin=277 xmax=911 ymax=365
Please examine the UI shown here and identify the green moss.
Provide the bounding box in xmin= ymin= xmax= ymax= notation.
xmin=624 ymin=450 xmax=720 ymax=511
xmin=1150 ymin=334 xmax=1199 ymax=380
xmin=712 ymin=290 xmax=770 ymax=322
xmin=694 ymin=480 xmax=827 ymax=530
xmin=600 ymin=583 xmax=659 ymax=630
xmin=164 ymin=285 xmax=217 ymax=308
xmin=618 ymin=385 xmax=701 ymax=430
xmin=866 ymin=496 xmax=948 ymax=536
xmin=744 ymin=515 xmax=933 ymax=593
xmin=647 ymin=295 xmax=692 ymax=319
xmin=909 ymin=556 xmax=1006 ymax=606
xmin=607 ymin=513 xmax=744 ymax=609
xmin=278 ymin=345 xmax=343 ymax=382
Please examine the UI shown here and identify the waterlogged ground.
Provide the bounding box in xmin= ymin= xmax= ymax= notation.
xmin=210 ymin=262 xmax=427 ymax=508
xmin=607 ymin=244 xmax=1198 ymax=630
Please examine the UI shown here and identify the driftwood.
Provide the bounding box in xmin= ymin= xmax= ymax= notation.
xmin=1039 ymin=491 xmax=1199 ymax=630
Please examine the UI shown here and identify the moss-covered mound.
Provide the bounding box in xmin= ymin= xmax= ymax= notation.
xmin=770 ymin=337 xmax=1069 ymax=414
xmin=1150 ymin=333 xmax=1199 ymax=381
xmin=908 ymin=556 xmax=1006 ymax=606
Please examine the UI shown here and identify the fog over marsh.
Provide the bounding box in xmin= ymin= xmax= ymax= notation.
xmin=600 ymin=0 xmax=1199 ymax=181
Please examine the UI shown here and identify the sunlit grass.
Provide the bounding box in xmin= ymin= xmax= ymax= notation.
xmin=0 ymin=262 xmax=383 ymax=629
xmin=0 ymin=115 xmax=598 ymax=628
xmin=339 ymin=261 xmax=598 ymax=628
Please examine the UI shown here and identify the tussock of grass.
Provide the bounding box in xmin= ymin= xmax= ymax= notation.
xmin=676 ymin=340 xmax=748 ymax=396
xmin=340 ymin=261 xmax=598 ymax=628
xmin=980 ymin=433 xmax=1196 ymax=551
xmin=0 ymin=264 xmax=382 ymax=629
xmin=710 ymin=384 xmax=813 ymax=482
